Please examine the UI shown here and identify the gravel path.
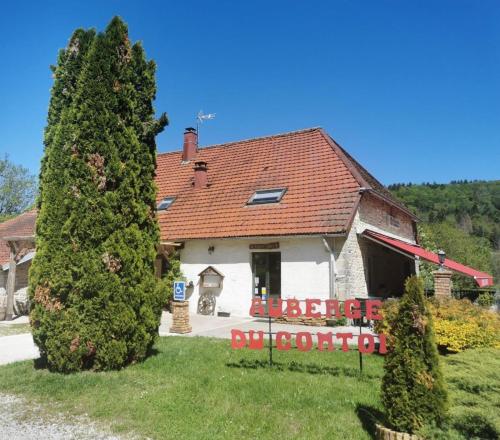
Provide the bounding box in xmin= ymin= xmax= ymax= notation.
xmin=0 ymin=393 xmax=125 ymax=439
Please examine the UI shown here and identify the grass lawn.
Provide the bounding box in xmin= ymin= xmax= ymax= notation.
xmin=0 ymin=323 xmax=31 ymax=337
xmin=0 ymin=337 xmax=498 ymax=439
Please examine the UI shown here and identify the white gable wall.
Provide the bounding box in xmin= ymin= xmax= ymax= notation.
xmin=179 ymin=236 xmax=330 ymax=317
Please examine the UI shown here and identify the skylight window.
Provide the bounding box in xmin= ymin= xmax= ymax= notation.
xmin=157 ymin=196 xmax=175 ymax=211
xmin=248 ymin=188 xmax=286 ymax=205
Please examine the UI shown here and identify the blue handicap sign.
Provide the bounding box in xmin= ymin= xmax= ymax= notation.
xmin=173 ymin=281 xmax=186 ymax=301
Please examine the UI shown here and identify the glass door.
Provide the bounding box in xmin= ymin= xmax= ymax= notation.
xmin=252 ymin=252 xmax=281 ymax=307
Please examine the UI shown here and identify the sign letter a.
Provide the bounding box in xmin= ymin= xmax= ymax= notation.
xmin=249 ymin=298 xmax=265 ymax=316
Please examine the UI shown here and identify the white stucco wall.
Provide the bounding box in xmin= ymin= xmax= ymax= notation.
xmin=178 ymin=195 xmax=418 ymax=316
xmin=180 ymin=236 xmax=331 ymax=317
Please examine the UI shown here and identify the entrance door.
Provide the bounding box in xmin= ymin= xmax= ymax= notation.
xmin=252 ymin=252 xmax=281 ymax=303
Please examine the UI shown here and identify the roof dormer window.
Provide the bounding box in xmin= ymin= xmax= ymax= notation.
xmin=248 ymin=188 xmax=286 ymax=205
xmin=157 ymin=196 xmax=175 ymax=211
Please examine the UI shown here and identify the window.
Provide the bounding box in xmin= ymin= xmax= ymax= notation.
xmin=248 ymin=188 xmax=286 ymax=205
xmin=157 ymin=196 xmax=175 ymax=211
xmin=388 ymin=208 xmax=400 ymax=228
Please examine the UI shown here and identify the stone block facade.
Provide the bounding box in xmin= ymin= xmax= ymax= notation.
xmin=334 ymin=193 xmax=417 ymax=300
xmin=358 ymin=193 xmax=415 ymax=241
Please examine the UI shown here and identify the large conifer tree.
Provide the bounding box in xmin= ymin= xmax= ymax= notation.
xmin=30 ymin=17 xmax=167 ymax=372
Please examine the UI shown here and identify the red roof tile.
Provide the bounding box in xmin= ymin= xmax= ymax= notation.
xmin=0 ymin=210 xmax=37 ymax=265
xmin=155 ymin=127 xmax=406 ymax=241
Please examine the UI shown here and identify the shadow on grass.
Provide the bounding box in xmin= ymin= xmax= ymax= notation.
xmin=146 ymin=347 xmax=161 ymax=358
xmin=33 ymin=357 xmax=47 ymax=370
xmin=32 ymin=346 xmax=162 ymax=372
xmin=226 ymin=358 xmax=378 ymax=379
xmin=355 ymin=404 xmax=385 ymax=439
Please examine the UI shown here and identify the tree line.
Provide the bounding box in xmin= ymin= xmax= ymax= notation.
xmin=390 ymin=180 xmax=499 ymax=288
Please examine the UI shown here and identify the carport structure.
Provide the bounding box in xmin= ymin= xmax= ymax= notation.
xmin=362 ymin=229 xmax=494 ymax=296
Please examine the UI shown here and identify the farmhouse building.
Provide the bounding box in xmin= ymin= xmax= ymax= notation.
xmin=0 ymin=128 xmax=493 ymax=319
xmin=154 ymin=127 xmax=419 ymax=317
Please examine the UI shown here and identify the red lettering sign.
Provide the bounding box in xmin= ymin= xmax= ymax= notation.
xmin=239 ymin=298 xmax=388 ymax=354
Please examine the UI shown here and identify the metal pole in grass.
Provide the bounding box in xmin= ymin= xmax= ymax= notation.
xmin=359 ymin=318 xmax=363 ymax=374
xmin=268 ymin=311 xmax=273 ymax=367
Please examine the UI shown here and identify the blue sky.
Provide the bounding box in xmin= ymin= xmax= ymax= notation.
xmin=0 ymin=0 xmax=498 ymax=184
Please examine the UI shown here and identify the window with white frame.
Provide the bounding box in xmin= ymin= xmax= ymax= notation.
xmin=247 ymin=188 xmax=286 ymax=205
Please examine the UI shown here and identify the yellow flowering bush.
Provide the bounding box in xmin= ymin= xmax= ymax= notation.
xmin=376 ymin=297 xmax=500 ymax=353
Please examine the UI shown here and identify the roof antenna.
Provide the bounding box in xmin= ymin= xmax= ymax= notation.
xmin=196 ymin=110 xmax=216 ymax=147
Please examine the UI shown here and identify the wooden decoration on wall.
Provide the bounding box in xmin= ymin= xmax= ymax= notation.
xmin=198 ymin=266 xmax=224 ymax=288
xmin=249 ymin=242 xmax=279 ymax=250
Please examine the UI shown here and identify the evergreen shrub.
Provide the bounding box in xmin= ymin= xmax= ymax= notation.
xmin=381 ymin=276 xmax=448 ymax=433
xmin=476 ymin=291 xmax=495 ymax=308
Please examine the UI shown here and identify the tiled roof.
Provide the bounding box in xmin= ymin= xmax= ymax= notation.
xmin=0 ymin=127 xmax=414 ymax=261
xmin=155 ymin=127 xmax=410 ymax=241
xmin=329 ymin=138 xmax=417 ymax=219
xmin=0 ymin=210 xmax=37 ymax=265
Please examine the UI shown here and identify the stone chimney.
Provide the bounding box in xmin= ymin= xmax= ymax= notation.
xmin=193 ymin=161 xmax=208 ymax=189
xmin=182 ymin=127 xmax=197 ymax=162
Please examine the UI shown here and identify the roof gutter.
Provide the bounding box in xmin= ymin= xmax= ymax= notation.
xmin=162 ymin=232 xmax=348 ymax=242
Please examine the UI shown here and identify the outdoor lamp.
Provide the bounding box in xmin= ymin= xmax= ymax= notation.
xmin=437 ymin=249 xmax=446 ymax=270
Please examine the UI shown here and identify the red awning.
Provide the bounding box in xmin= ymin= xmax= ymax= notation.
xmin=362 ymin=230 xmax=494 ymax=287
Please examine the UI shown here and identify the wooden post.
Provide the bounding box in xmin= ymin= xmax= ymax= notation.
xmin=5 ymin=242 xmax=18 ymax=321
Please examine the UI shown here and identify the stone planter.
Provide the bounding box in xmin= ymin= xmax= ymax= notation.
xmin=0 ymin=306 xmax=6 ymax=321
xmin=375 ymin=424 xmax=422 ymax=440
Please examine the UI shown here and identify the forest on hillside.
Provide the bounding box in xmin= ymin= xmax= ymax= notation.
xmin=389 ymin=180 xmax=499 ymax=289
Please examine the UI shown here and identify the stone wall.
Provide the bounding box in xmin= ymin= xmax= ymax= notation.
xmin=358 ymin=193 xmax=415 ymax=241
xmin=334 ymin=194 xmax=417 ymax=300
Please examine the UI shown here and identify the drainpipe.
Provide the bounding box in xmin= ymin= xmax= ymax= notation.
xmin=322 ymin=236 xmax=337 ymax=299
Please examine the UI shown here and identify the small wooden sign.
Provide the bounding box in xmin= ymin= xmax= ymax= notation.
xmin=198 ymin=266 xmax=224 ymax=288
xmin=249 ymin=242 xmax=279 ymax=250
